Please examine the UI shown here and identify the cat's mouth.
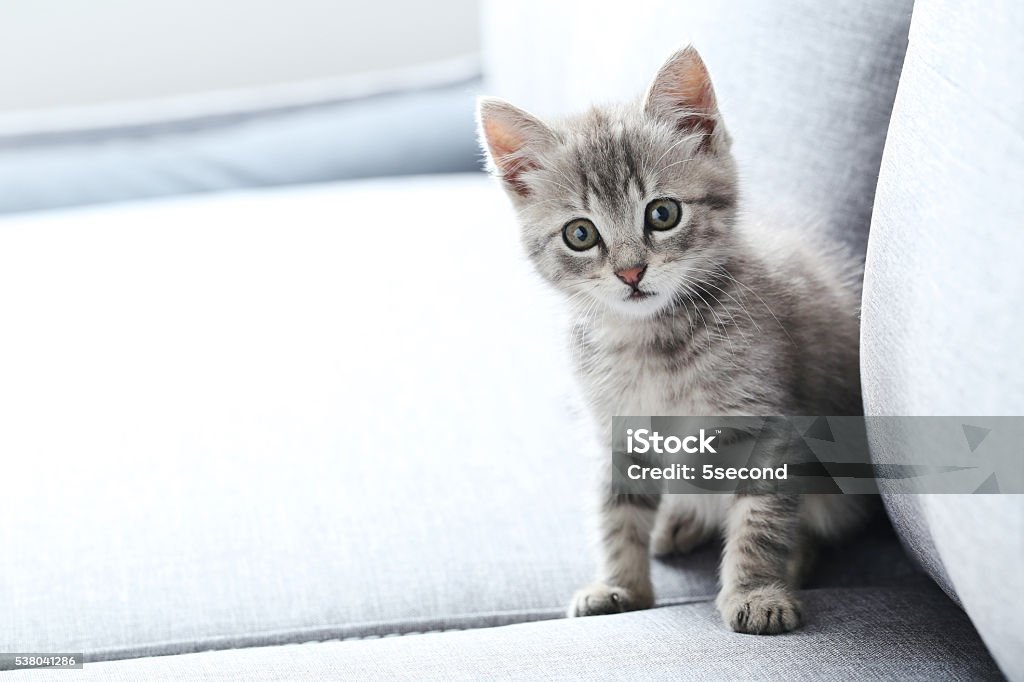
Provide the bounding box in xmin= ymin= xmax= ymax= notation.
xmin=626 ymin=289 xmax=656 ymax=301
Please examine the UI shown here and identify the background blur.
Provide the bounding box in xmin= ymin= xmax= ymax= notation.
xmin=0 ymin=0 xmax=484 ymax=214
xmin=0 ymin=1 xmax=480 ymax=111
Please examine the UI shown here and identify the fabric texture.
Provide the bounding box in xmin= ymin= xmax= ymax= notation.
xmin=0 ymin=61 xmax=482 ymax=215
xmin=0 ymin=175 xmax=918 ymax=664
xmin=20 ymin=584 xmax=1001 ymax=681
xmin=861 ymin=0 xmax=1024 ymax=678
xmin=482 ymin=0 xmax=913 ymax=255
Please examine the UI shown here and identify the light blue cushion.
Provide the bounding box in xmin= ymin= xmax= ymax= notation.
xmin=861 ymin=0 xmax=1024 ymax=678
xmin=0 ymin=75 xmax=481 ymax=215
xmin=18 ymin=584 xmax=1000 ymax=681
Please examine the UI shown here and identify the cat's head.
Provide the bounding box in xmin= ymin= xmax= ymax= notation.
xmin=478 ymin=46 xmax=738 ymax=319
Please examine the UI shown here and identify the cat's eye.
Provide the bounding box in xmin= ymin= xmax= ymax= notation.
xmin=562 ymin=218 xmax=601 ymax=251
xmin=644 ymin=198 xmax=682 ymax=231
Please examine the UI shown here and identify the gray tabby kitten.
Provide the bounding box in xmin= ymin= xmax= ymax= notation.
xmin=477 ymin=46 xmax=869 ymax=635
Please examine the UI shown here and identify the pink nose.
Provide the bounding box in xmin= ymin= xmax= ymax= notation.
xmin=615 ymin=264 xmax=647 ymax=287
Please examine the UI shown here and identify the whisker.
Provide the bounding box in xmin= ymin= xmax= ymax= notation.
xmin=688 ymin=279 xmax=753 ymax=348
xmin=685 ymin=264 xmax=794 ymax=345
xmin=684 ymin=276 xmax=742 ymax=356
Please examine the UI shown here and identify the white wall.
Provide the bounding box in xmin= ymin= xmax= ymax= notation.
xmin=0 ymin=0 xmax=480 ymax=112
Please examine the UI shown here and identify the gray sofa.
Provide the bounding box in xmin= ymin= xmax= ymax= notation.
xmin=1 ymin=1 xmax=1021 ymax=679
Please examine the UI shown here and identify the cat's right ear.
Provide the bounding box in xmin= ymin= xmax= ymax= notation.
xmin=644 ymin=46 xmax=730 ymax=153
xmin=476 ymin=97 xmax=554 ymax=198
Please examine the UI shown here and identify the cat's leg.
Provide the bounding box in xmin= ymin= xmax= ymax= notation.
xmin=569 ymin=493 xmax=659 ymax=617
xmin=651 ymin=494 xmax=717 ymax=556
xmin=785 ymin=528 xmax=819 ymax=587
xmin=716 ymin=494 xmax=805 ymax=635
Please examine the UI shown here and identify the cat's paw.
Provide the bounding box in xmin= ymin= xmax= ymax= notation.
xmin=716 ymin=585 xmax=803 ymax=635
xmin=568 ymin=582 xmax=654 ymax=617
xmin=651 ymin=510 xmax=710 ymax=556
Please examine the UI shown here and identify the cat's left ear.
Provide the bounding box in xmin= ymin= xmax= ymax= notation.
xmin=477 ymin=97 xmax=555 ymax=198
xmin=644 ymin=46 xmax=731 ymax=153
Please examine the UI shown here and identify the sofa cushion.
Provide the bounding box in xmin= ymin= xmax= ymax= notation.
xmin=0 ymin=175 xmax=918 ymax=663
xmin=18 ymin=583 xmax=1000 ymax=681
xmin=861 ymin=0 xmax=1024 ymax=678
xmin=482 ymin=0 xmax=912 ymax=254
xmin=0 ymin=59 xmax=481 ymax=215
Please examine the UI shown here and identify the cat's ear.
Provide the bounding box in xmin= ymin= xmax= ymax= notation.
xmin=477 ymin=97 xmax=555 ymax=197
xmin=644 ymin=46 xmax=730 ymax=152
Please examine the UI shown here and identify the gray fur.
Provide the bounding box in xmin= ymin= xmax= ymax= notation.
xmin=478 ymin=46 xmax=871 ymax=634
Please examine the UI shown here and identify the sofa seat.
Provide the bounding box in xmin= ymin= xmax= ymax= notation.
xmin=20 ymin=584 xmax=1000 ymax=681
xmin=0 ymin=175 xmax=991 ymax=675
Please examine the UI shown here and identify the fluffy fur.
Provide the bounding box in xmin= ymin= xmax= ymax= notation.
xmin=478 ymin=46 xmax=871 ymax=635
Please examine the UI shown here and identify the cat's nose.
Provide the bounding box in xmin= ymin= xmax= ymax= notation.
xmin=615 ymin=264 xmax=647 ymax=288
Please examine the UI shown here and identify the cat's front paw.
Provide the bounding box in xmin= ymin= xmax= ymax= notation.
xmin=568 ymin=582 xmax=654 ymax=617
xmin=717 ymin=585 xmax=803 ymax=635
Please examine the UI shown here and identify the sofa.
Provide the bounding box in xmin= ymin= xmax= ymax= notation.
xmin=1 ymin=1 xmax=1020 ymax=679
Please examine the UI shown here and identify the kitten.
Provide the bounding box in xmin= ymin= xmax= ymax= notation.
xmin=477 ymin=46 xmax=870 ymax=635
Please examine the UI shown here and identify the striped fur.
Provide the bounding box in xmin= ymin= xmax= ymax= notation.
xmin=478 ymin=47 xmax=871 ymax=634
